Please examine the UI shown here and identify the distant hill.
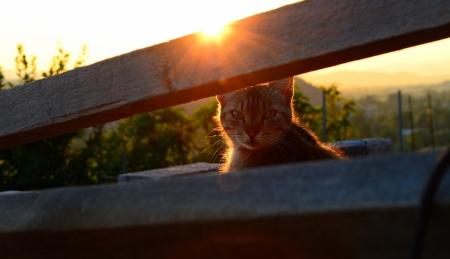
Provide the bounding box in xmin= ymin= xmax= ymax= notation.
xmin=301 ymin=70 xmax=450 ymax=88
xmin=177 ymin=77 xmax=323 ymax=114
xmin=294 ymin=77 xmax=322 ymax=106
xmin=177 ymin=79 xmax=450 ymax=110
xmin=177 ymin=97 xmax=215 ymax=115
xmin=401 ymin=80 xmax=450 ymax=91
xmin=340 ymin=80 xmax=450 ymax=98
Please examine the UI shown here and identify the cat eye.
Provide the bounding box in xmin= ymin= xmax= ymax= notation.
xmin=231 ymin=110 xmax=244 ymax=119
xmin=263 ymin=109 xmax=277 ymax=119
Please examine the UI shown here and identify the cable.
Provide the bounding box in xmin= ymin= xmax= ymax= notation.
xmin=408 ymin=146 xmax=450 ymax=259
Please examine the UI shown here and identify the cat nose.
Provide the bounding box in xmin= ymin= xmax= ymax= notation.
xmin=246 ymin=131 xmax=259 ymax=140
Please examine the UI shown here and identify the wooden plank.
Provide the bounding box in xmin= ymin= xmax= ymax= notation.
xmin=1 ymin=151 xmax=450 ymax=258
xmin=1 ymin=0 xmax=450 ymax=149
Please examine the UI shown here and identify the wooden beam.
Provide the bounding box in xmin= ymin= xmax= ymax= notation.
xmin=1 ymin=0 xmax=450 ymax=149
xmin=1 ymin=151 xmax=450 ymax=258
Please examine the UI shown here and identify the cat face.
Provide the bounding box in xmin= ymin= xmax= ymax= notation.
xmin=217 ymin=77 xmax=294 ymax=151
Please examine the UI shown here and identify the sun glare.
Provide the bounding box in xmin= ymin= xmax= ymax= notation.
xmin=202 ymin=23 xmax=227 ymax=37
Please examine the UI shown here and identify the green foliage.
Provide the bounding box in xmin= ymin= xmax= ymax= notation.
xmin=0 ymin=132 xmax=92 ymax=190
xmin=293 ymin=83 xmax=322 ymax=133
xmin=14 ymin=44 xmax=37 ymax=85
xmin=358 ymin=122 xmax=373 ymax=138
xmin=350 ymin=90 xmax=450 ymax=151
xmin=321 ymin=84 xmax=357 ymax=142
xmin=379 ymin=128 xmax=398 ymax=143
xmin=0 ymin=67 xmax=6 ymax=91
xmin=96 ymin=108 xmax=198 ymax=175
xmin=293 ymin=83 xmax=358 ymax=142
xmin=434 ymin=129 xmax=450 ymax=145
xmin=42 ymin=42 xmax=87 ymax=77
xmin=74 ymin=44 xmax=88 ymax=69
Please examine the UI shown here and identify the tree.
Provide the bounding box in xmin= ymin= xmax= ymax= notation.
xmin=292 ymin=82 xmax=322 ymax=134
xmin=0 ymin=43 xmax=91 ymax=191
xmin=0 ymin=67 xmax=6 ymax=91
xmin=358 ymin=122 xmax=374 ymax=138
xmin=14 ymin=44 xmax=37 ymax=85
xmin=42 ymin=42 xmax=88 ymax=77
xmin=0 ymin=44 xmax=37 ymax=91
xmin=322 ymin=84 xmax=357 ymax=142
xmin=92 ymin=108 xmax=199 ymax=176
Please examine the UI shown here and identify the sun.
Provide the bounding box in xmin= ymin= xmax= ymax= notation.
xmin=202 ymin=22 xmax=227 ymax=37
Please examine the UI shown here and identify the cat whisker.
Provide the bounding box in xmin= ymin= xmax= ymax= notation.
xmin=201 ymin=138 xmax=224 ymax=153
xmin=203 ymin=134 xmax=221 ymax=139
xmin=203 ymin=129 xmax=222 ymax=140
xmin=209 ymin=143 xmax=227 ymax=164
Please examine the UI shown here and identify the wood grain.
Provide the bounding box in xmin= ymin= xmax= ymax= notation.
xmin=1 ymin=0 xmax=450 ymax=149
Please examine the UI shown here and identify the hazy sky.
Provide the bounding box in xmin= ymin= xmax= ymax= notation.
xmin=306 ymin=38 xmax=450 ymax=76
xmin=2 ymin=0 xmax=450 ymax=79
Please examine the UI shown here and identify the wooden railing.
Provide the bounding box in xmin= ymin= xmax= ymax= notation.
xmin=1 ymin=0 xmax=450 ymax=258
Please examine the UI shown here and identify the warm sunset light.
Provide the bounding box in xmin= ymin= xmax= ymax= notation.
xmin=202 ymin=23 xmax=226 ymax=37
xmin=0 ymin=0 xmax=300 ymax=79
xmin=1 ymin=0 xmax=449 ymax=85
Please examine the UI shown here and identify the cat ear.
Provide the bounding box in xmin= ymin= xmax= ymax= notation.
xmin=268 ymin=77 xmax=293 ymax=101
xmin=216 ymin=94 xmax=227 ymax=104
xmin=217 ymin=91 xmax=235 ymax=105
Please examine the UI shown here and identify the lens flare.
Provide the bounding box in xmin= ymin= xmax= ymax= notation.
xmin=202 ymin=23 xmax=226 ymax=37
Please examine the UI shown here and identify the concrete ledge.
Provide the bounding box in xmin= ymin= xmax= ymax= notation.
xmin=1 ymin=151 xmax=450 ymax=258
xmin=118 ymin=162 xmax=219 ymax=183
xmin=334 ymin=138 xmax=394 ymax=157
xmin=117 ymin=139 xmax=393 ymax=185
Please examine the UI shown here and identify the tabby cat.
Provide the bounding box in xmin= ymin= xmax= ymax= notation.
xmin=215 ymin=77 xmax=343 ymax=172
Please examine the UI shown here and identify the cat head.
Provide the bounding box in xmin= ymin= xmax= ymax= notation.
xmin=216 ymin=77 xmax=294 ymax=151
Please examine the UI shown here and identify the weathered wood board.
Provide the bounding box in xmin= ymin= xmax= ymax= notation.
xmin=1 ymin=151 xmax=450 ymax=258
xmin=1 ymin=0 xmax=450 ymax=149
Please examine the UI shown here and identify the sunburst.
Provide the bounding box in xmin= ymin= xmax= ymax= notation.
xmin=201 ymin=21 xmax=228 ymax=38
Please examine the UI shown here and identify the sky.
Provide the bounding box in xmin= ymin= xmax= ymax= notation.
xmin=1 ymin=0 xmax=299 ymax=78
xmin=2 ymin=0 xmax=450 ymax=82
xmin=304 ymin=38 xmax=450 ymax=76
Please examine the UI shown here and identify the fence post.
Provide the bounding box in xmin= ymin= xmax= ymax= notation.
xmin=398 ymin=90 xmax=403 ymax=152
xmin=427 ymin=92 xmax=436 ymax=149
xmin=408 ymin=95 xmax=416 ymax=151
xmin=322 ymin=89 xmax=327 ymax=143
